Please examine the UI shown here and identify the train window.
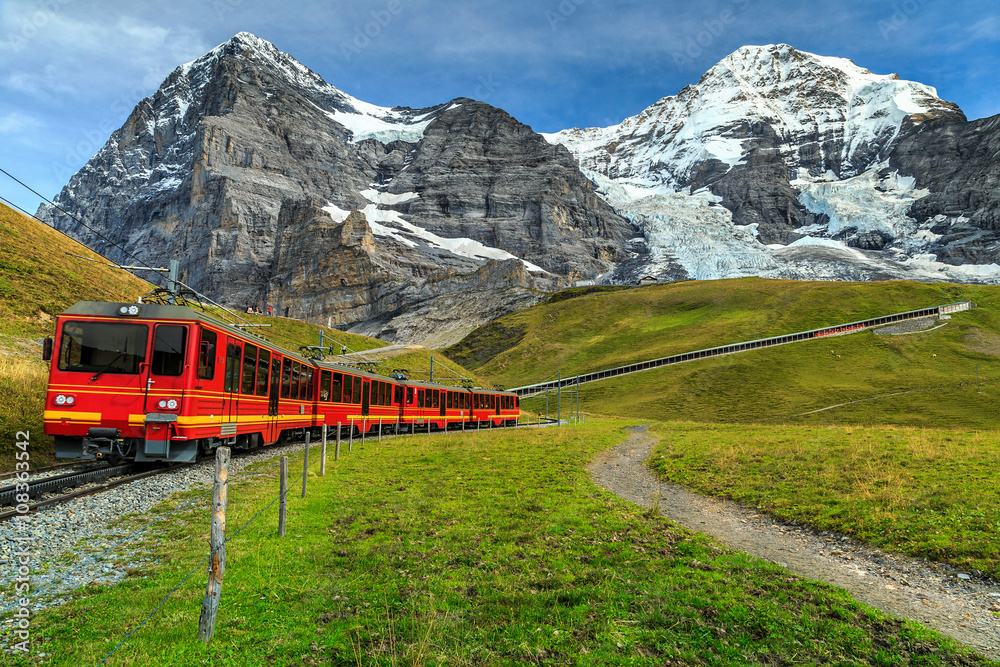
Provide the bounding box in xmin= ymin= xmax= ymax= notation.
xmin=417 ymin=390 xmax=424 ymax=408
xmin=515 ymin=396 xmax=520 ymax=408
xmin=256 ymin=349 xmax=270 ymax=396
xmin=375 ymin=381 xmax=383 ymax=406
xmin=197 ymin=329 xmax=217 ymax=380
xmin=241 ymin=344 xmax=257 ymax=394
xmin=151 ymin=325 xmax=188 ymax=376
xmin=224 ymin=343 xmax=241 ymax=392
xmin=353 ymin=376 xmax=362 ymax=404
xmin=320 ymin=370 xmax=332 ymax=402
xmin=406 ymin=387 xmax=414 ymax=405
xmin=281 ymin=358 xmax=291 ymax=398
xmin=433 ymin=391 xmax=439 ymax=409
xmin=343 ymin=375 xmax=353 ymax=403
xmin=291 ymin=362 xmax=300 ymax=399
xmin=394 ymin=385 xmax=402 ymax=404
xmin=58 ymin=321 xmax=148 ymax=375
xmin=332 ymin=372 xmax=343 ymax=402
xmin=304 ymin=367 xmax=313 ymax=400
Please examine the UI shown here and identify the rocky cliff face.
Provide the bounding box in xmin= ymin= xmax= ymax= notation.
xmin=38 ymin=33 xmax=635 ymax=345
xmin=888 ymin=114 xmax=1000 ymax=265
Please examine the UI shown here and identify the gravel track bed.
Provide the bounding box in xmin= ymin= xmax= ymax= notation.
xmin=0 ymin=441 xmax=306 ymax=620
xmin=589 ymin=426 xmax=1000 ymax=661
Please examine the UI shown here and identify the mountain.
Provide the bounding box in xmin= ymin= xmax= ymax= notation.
xmin=545 ymin=44 xmax=999 ymax=285
xmin=39 ymin=37 xmax=1000 ymax=344
xmin=38 ymin=32 xmax=635 ymax=346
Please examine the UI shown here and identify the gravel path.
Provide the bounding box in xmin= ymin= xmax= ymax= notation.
xmin=588 ymin=426 xmax=1000 ymax=660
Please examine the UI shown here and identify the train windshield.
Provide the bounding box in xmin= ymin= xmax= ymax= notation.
xmin=57 ymin=321 xmax=148 ymax=376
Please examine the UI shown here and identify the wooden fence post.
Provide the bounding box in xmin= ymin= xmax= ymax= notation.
xmin=198 ymin=446 xmax=230 ymax=644
xmin=335 ymin=422 xmax=341 ymax=460
xmin=349 ymin=419 xmax=354 ymax=453
xmin=302 ymin=432 xmax=310 ymax=498
xmin=378 ymin=417 xmax=382 ymax=443
xmin=278 ymin=456 xmax=288 ymax=537
xmin=361 ymin=420 xmax=366 ymax=447
xmin=320 ymin=424 xmax=327 ymax=477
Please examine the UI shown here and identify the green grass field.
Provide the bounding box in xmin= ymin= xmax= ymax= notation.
xmin=456 ymin=278 xmax=1000 ymax=429
xmin=7 ymin=423 xmax=993 ymax=666
xmin=648 ymin=422 xmax=1000 ymax=577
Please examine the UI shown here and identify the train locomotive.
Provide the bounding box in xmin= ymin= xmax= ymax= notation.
xmin=42 ymin=300 xmax=520 ymax=463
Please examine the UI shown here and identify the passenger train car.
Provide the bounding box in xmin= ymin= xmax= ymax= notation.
xmin=43 ymin=301 xmax=520 ymax=463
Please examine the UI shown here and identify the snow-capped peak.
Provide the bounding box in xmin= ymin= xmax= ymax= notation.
xmin=546 ymin=43 xmax=960 ymax=192
xmin=172 ymin=32 xmax=442 ymax=144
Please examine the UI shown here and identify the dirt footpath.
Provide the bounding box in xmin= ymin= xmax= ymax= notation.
xmin=588 ymin=426 xmax=1000 ymax=660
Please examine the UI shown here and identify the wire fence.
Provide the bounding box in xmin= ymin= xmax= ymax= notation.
xmin=78 ymin=420 xmax=521 ymax=665
xmin=93 ymin=440 xmax=316 ymax=665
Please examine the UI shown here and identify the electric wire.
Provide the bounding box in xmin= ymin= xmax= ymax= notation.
xmin=0 ymin=167 xmax=146 ymax=269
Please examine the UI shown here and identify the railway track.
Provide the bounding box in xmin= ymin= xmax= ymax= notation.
xmin=0 ymin=460 xmax=104 ymax=483
xmin=0 ymin=464 xmax=184 ymax=522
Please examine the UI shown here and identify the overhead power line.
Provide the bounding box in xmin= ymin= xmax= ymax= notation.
xmin=0 ymin=166 xmax=146 ymax=269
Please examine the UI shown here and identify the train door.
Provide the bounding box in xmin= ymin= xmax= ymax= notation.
xmin=362 ymin=379 xmax=370 ymax=417
xmin=268 ymin=357 xmax=280 ymax=423
xmin=221 ymin=339 xmax=241 ymax=440
xmin=140 ymin=323 xmax=190 ymax=457
xmin=142 ymin=324 xmax=189 ymax=412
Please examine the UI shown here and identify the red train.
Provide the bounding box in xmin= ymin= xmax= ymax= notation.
xmin=43 ymin=301 xmax=520 ymax=463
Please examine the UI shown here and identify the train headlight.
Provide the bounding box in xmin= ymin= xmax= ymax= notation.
xmin=157 ymin=399 xmax=179 ymax=410
xmin=118 ymin=305 xmax=141 ymax=316
xmin=166 ymin=399 xmax=178 ymax=410
xmin=54 ymin=394 xmax=75 ymax=406
xmin=65 ymin=395 xmax=75 ymax=405
xmin=158 ymin=399 xmax=167 ymax=409
xmin=55 ymin=394 xmax=66 ymax=405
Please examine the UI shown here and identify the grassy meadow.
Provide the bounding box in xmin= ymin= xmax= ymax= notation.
xmin=456 ymin=278 xmax=1000 ymax=429
xmin=8 ymin=423 xmax=994 ymax=666
xmin=648 ymin=422 xmax=1000 ymax=577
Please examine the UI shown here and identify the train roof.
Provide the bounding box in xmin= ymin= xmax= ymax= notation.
xmin=313 ymin=358 xmax=513 ymax=394
xmin=60 ymin=301 xmax=314 ymax=364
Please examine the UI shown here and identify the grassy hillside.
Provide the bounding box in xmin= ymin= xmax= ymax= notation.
xmin=0 ymin=203 xmax=152 ymax=465
xmin=0 ymin=203 xmax=152 ymax=339
xmin=447 ymin=278 xmax=1000 ymax=428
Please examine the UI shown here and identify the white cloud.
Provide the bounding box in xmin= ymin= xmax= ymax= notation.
xmin=0 ymin=2 xmax=209 ymax=102
xmin=0 ymin=111 xmax=43 ymax=134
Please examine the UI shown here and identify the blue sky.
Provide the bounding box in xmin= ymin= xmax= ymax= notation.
xmin=0 ymin=0 xmax=997 ymax=215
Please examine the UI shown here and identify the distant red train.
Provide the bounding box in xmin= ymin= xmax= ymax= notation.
xmin=43 ymin=301 xmax=520 ymax=463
